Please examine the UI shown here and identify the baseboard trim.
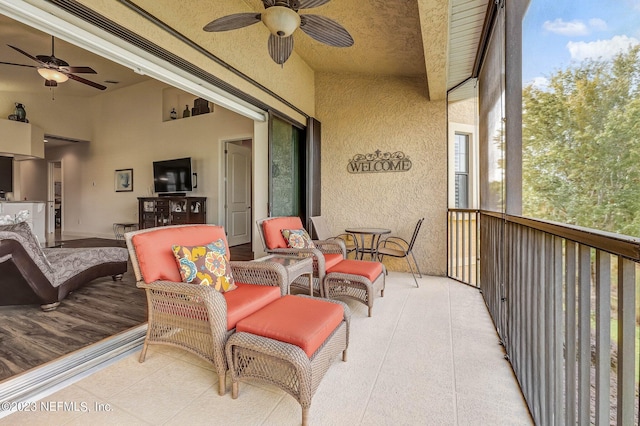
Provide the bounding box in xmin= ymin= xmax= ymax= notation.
xmin=0 ymin=324 xmax=146 ymax=416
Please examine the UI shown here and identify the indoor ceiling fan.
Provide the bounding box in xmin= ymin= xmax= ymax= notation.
xmin=203 ymin=0 xmax=354 ymax=65
xmin=0 ymin=36 xmax=106 ymax=90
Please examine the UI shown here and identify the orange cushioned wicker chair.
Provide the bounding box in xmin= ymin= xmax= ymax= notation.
xmin=256 ymin=216 xmax=345 ymax=296
xmin=257 ymin=217 xmax=386 ymax=316
xmin=125 ymin=224 xmax=288 ymax=395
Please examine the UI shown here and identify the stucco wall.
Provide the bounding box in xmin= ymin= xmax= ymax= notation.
xmin=448 ymin=98 xmax=477 ymax=125
xmin=316 ymin=73 xmax=447 ymax=275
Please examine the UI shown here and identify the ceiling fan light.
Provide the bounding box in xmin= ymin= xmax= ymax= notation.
xmin=262 ymin=6 xmax=300 ymax=37
xmin=37 ymin=67 xmax=68 ymax=83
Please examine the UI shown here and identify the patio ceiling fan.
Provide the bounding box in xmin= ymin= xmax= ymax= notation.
xmin=0 ymin=36 xmax=106 ymax=90
xmin=203 ymin=0 xmax=354 ymax=65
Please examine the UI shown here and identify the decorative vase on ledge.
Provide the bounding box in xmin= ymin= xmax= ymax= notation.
xmin=183 ymin=105 xmax=190 ymax=118
xmin=170 ymin=108 xmax=177 ymax=120
xmin=14 ymin=103 xmax=27 ymax=122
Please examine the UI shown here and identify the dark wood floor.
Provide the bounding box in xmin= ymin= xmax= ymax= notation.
xmin=229 ymin=242 xmax=254 ymax=261
xmin=0 ymin=264 xmax=145 ymax=382
xmin=0 ymin=239 xmax=254 ymax=382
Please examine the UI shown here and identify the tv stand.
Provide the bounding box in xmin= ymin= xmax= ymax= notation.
xmin=138 ymin=196 xmax=206 ymax=229
xmin=158 ymin=192 xmax=186 ymax=197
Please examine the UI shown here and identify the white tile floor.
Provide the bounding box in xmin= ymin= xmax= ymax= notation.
xmin=1 ymin=273 xmax=532 ymax=425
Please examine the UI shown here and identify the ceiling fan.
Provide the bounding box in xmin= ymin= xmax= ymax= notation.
xmin=0 ymin=36 xmax=106 ymax=90
xmin=203 ymin=0 xmax=354 ymax=65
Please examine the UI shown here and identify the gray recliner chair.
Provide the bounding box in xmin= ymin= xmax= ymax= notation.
xmin=0 ymin=222 xmax=129 ymax=310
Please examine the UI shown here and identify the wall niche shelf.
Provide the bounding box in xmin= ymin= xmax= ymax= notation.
xmin=162 ymin=87 xmax=213 ymax=122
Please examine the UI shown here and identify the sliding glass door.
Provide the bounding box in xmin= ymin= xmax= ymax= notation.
xmin=269 ymin=115 xmax=306 ymax=218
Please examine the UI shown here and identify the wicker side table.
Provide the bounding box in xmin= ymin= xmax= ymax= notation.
xmin=254 ymin=254 xmax=314 ymax=295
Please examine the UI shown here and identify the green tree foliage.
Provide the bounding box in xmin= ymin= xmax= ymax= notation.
xmin=522 ymin=46 xmax=640 ymax=237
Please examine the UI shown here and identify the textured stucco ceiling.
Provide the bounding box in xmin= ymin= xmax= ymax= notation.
xmin=126 ymin=0 xmax=430 ymax=78
xmin=130 ymin=0 xmax=448 ymax=94
xmin=241 ymin=0 xmax=428 ymax=77
xmin=0 ymin=1 xmax=482 ymax=102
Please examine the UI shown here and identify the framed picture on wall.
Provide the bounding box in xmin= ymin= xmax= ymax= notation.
xmin=115 ymin=169 xmax=133 ymax=192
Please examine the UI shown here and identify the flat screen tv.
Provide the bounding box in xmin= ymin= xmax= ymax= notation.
xmin=0 ymin=156 xmax=13 ymax=193
xmin=153 ymin=157 xmax=193 ymax=194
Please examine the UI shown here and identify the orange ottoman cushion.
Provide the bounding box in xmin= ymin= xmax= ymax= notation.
xmin=236 ymin=295 xmax=344 ymax=358
xmin=224 ymin=283 xmax=282 ymax=331
xmin=327 ymin=259 xmax=383 ymax=282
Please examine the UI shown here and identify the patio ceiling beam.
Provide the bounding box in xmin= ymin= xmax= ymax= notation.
xmin=417 ymin=0 xmax=450 ymax=101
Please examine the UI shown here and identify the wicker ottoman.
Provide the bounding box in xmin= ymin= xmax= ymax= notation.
xmin=323 ymin=259 xmax=386 ymax=317
xmin=225 ymin=295 xmax=350 ymax=426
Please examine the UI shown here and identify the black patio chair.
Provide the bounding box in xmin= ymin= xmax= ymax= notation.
xmin=376 ymin=218 xmax=424 ymax=287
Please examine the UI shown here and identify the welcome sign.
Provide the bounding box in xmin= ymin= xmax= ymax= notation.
xmin=347 ymin=150 xmax=412 ymax=174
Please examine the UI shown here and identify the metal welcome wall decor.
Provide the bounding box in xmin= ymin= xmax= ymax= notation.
xmin=347 ymin=150 xmax=412 ymax=174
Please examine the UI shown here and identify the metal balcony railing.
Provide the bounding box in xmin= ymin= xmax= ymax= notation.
xmin=448 ymin=209 xmax=640 ymax=425
xmin=447 ymin=209 xmax=479 ymax=287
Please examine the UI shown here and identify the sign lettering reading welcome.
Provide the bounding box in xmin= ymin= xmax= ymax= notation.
xmin=347 ymin=150 xmax=412 ymax=174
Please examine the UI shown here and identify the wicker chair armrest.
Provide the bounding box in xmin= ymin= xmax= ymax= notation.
xmin=230 ymin=261 xmax=288 ymax=295
xmin=136 ymin=279 xmax=219 ymax=296
xmin=136 ymin=279 xmax=228 ymax=327
xmin=313 ymin=239 xmax=346 ymax=257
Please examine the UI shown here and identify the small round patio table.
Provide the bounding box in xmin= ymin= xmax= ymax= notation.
xmin=344 ymin=227 xmax=391 ymax=261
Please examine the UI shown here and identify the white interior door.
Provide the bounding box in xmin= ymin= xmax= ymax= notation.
xmin=225 ymin=142 xmax=252 ymax=246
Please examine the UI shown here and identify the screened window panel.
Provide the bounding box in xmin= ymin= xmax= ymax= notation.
xmin=479 ymin=8 xmax=506 ymax=213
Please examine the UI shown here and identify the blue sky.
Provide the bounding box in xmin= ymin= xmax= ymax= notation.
xmin=522 ymin=0 xmax=640 ymax=88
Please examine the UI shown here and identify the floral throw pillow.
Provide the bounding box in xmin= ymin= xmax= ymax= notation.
xmin=172 ymin=238 xmax=237 ymax=292
xmin=281 ymin=229 xmax=315 ymax=249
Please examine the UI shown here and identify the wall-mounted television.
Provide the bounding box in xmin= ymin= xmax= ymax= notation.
xmin=153 ymin=157 xmax=193 ymax=194
xmin=0 ymin=156 xmax=13 ymax=193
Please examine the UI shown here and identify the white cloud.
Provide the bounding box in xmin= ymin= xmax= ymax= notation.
xmin=567 ymin=35 xmax=640 ymax=61
xmin=543 ymin=19 xmax=588 ymax=36
xmin=588 ymin=18 xmax=608 ymax=31
xmin=543 ymin=18 xmax=609 ymax=36
xmin=527 ymin=77 xmax=549 ymax=90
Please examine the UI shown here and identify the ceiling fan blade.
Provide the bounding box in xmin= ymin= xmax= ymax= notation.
xmin=62 ymin=66 xmax=97 ymax=74
xmin=7 ymin=44 xmax=44 ymax=65
xmin=298 ymin=0 xmax=331 ymax=9
xmin=66 ymin=73 xmax=106 ymax=90
xmin=268 ymin=34 xmax=294 ymax=65
xmin=0 ymin=61 xmax=37 ymax=69
xmin=203 ymin=13 xmax=261 ymax=32
xmin=300 ymin=14 xmax=354 ymax=47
